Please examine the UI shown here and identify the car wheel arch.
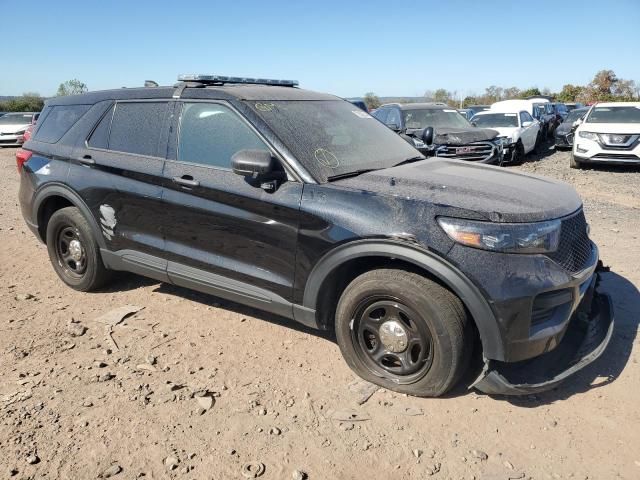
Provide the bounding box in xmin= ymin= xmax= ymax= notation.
xmin=302 ymin=239 xmax=505 ymax=360
xmin=33 ymin=184 xmax=106 ymax=249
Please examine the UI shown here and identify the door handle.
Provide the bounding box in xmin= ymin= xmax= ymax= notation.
xmin=172 ymin=175 xmax=200 ymax=188
xmin=78 ymin=154 xmax=95 ymax=165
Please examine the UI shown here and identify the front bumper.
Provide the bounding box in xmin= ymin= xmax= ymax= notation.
xmin=0 ymin=131 xmax=26 ymax=145
xmin=472 ymin=273 xmax=613 ymax=395
xmin=574 ymin=138 xmax=640 ymax=165
xmin=554 ymin=131 xmax=573 ymax=148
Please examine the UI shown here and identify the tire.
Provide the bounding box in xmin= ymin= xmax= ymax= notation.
xmin=46 ymin=206 xmax=113 ymax=291
xmin=511 ymin=141 xmax=525 ymax=164
xmin=335 ymin=269 xmax=472 ymax=397
xmin=569 ymin=153 xmax=583 ymax=169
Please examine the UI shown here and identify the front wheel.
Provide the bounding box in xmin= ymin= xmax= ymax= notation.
xmin=46 ymin=207 xmax=113 ymax=291
xmin=569 ymin=153 xmax=583 ymax=169
xmin=335 ymin=269 xmax=472 ymax=397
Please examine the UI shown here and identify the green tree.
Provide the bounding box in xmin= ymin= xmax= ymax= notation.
xmin=56 ymin=78 xmax=88 ymax=97
xmin=433 ymin=88 xmax=451 ymax=104
xmin=519 ymin=87 xmax=542 ymax=99
xmin=363 ymin=92 xmax=381 ymax=110
xmin=0 ymin=92 xmax=44 ymax=112
xmin=556 ymin=84 xmax=584 ymax=102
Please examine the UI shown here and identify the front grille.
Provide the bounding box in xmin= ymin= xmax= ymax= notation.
xmin=547 ymin=210 xmax=593 ymax=275
xmin=435 ymin=142 xmax=496 ymax=162
xmin=592 ymin=153 xmax=640 ymax=161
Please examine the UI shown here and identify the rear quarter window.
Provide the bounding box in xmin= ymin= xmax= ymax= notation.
xmin=107 ymin=102 xmax=169 ymax=156
xmin=33 ymin=105 xmax=91 ymax=143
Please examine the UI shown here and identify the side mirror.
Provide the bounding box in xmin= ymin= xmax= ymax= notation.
xmin=572 ymin=118 xmax=583 ymax=128
xmin=522 ymin=121 xmax=533 ymax=127
xmin=387 ymin=123 xmax=400 ymax=132
xmin=421 ymin=126 xmax=434 ymax=146
xmin=231 ymin=149 xmax=275 ymax=178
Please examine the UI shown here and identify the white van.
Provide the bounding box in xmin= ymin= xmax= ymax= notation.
xmin=491 ymin=99 xmax=554 ymax=139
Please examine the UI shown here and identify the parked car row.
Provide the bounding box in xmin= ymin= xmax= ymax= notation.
xmin=371 ymin=95 xmax=630 ymax=168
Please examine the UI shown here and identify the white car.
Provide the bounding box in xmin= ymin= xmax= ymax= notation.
xmin=0 ymin=112 xmax=39 ymax=147
xmin=471 ymin=109 xmax=540 ymax=163
xmin=572 ymin=102 xmax=640 ymax=169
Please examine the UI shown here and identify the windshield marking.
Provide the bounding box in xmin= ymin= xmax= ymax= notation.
xmin=314 ymin=148 xmax=340 ymax=168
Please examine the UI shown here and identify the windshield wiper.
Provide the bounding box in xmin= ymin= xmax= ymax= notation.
xmin=327 ymin=169 xmax=378 ymax=181
xmin=391 ymin=156 xmax=426 ymax=168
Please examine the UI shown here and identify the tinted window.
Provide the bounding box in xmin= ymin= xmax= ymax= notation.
xmin=372 ymin=108 xmax=388 ymax=123
xmin=178 ymin=103 xmax=266 ymax=169
xmin=88 ymin=105 xmax=114 ymax=149
xmin=33 ymin=105 xmax=90 ymax=143
xmin=402 ymin=108 xmax=471 ymax=129
xmin=108 ymin=102 xmax=168 ymax=156
xmin=386 ymin=108 xmax=401 ymax=127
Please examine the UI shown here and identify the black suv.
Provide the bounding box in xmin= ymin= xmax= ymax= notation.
xmin=18 ymin=75 xmax=613 ymax=397
xmin=372 ymin=103 xmax=505 ymax=164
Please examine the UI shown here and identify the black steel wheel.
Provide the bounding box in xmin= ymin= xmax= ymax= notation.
xmin=351 ymin=298 xmax=434 ymax=383
xmin=54 ymin=225 xmax=88 ymax=278
xmin=46 ymin=206 xmax=112 ymax=291
xmin=336 ymin=269 xmax=473 ymax=397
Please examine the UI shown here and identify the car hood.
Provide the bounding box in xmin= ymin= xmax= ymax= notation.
xmin=485 ymin=126 xmax=519 ymax=138
xmin=0 ymin=123 xmax=30 ymax=134
xmin=579 ymin=123 xmax=640 ymax=134
xmin=406 ymin=127 xmax=499 ymax=145
xmin=332 ymin=159 xmax=582 ymax=223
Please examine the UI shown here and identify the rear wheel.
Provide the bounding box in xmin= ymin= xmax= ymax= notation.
xmin=46 ymin=207 xmax=113 ymax=291
xmin=569 ymin=153 xmax=583 ymax=169
xmin=335 ymin=269 xmax=472 ymax=397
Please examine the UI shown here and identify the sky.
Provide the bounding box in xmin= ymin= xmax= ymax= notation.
xmin=2 ymin=0 xmax=639 ymax=98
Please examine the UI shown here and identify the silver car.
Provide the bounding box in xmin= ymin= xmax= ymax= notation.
xmin=0 ymin=112 xmax=39 ymax=146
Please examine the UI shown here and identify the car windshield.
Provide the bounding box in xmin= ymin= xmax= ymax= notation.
xmin=471 ymin=113 xmax=518 ymax=128
xmin=247 ymin=100 xmax=421 ymax=183
xmin=564 ymin=109 xmax=587 ymax=123
xmin=0 ymin=113 xmax=33 ymax=125
xmin=402 ymin=108 xmax=472 ymax=130
xmin=586 ymin=106 xmax=640 ymax=123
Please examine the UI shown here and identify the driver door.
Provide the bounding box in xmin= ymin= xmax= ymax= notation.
xmin=519 ymin=111 xmax=537 ymax=152
xmin=161 ymin=101 xmax=303 ymax=309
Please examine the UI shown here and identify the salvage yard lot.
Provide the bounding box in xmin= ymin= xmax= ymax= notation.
xmin=1 ymin=146 xmax=639 ymax=479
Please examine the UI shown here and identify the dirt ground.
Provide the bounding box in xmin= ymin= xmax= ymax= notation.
xmin=1 ymin=143 xmax=639 ymax=480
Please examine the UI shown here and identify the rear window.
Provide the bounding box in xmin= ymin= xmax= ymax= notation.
xmin=586 ymin=106 xmax=640 ymax=124
xmin=33 ymin=105 xmax=90 ymax=143
xmin=106 ymin=102 xmax=168 ymax=156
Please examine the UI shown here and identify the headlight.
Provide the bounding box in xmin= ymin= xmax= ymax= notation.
xmin=14 ymin=130 xmax=26 ymax=135
xmin=438 ymin=217 xmax=561 ymax=253
xmin=578 ymin=131 xmax=597 ymax=140
xmin=495 ymin=137 xmax=512 ymax=146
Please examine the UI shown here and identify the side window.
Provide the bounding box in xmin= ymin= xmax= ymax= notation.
xmin=177 ymin=103 xmax=267 ymax=169
xmin=33 ymin=104 xmax=90 ymax=143
xmin=373 ymin=108 xmax=388 ymax=123
xmin=386 ymin=108 xmax=401 ymax=127
xmin=107 ymin=102 xmax=168 ymax=156
xmin=88 ymin=105 xmax=114 ymax=149
xmin=521 ymin=111 xmax=533 ymax=123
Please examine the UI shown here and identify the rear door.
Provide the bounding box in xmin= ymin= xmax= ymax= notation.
xmin=70 ymin=100 xmax=172 ymax=279
xmin=161 ymin=100 xmax=302 ymax=310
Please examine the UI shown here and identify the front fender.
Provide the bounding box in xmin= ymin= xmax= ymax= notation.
xmin=301 ymin=239 xmax=505 ymax=360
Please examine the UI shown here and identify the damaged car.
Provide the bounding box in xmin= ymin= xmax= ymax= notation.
xmin=471 ymin=109 xmax=541 ymax=163
xmin=18 ymin=74 xmax=613 ymax=397
xmin=373 ymin=103 xmax=505 ymax=164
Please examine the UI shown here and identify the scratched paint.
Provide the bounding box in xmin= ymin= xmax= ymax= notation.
xmin=99 ymin=204 xmax=116 ymax=240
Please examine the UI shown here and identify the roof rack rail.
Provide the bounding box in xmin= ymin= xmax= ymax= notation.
xmin=177 ymin=74 xmax=298 ymax=87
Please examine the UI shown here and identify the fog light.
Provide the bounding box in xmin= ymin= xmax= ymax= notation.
xmin=576 ymin=145 xmax=588 ymax=154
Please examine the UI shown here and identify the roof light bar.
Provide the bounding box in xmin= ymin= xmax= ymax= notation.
xmin=177 ymin=74 xmax=298 ymax=87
